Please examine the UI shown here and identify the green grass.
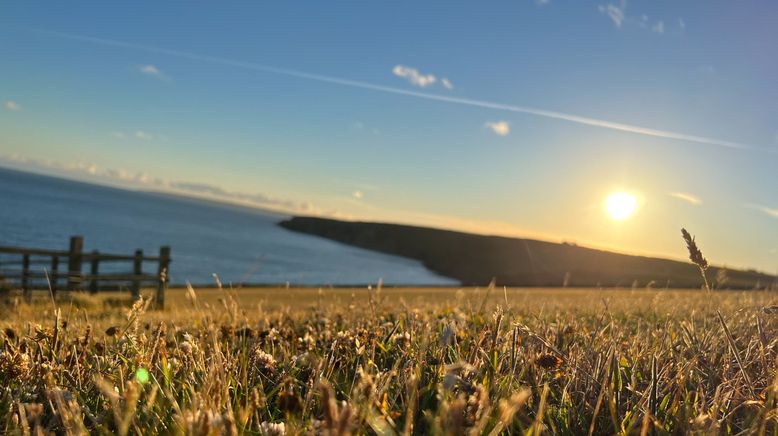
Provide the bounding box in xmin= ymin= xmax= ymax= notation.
xmin=1 ymin=286 xmax=777 ymax=434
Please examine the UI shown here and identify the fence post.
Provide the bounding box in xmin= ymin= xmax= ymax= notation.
xmin=131 ymin=249 xmax=143 ymax=300
xmin=51 ymin=256 xmax=59 ymax=295
xmin=22 ymin=254 xmax=30 ymax=302
xmin=155 ymin=246 xmax=170 ymax=309
xmin=67 ymin=236 xmax=84 ymax=291
xmin=89 ymin=250 xmax=99 ymax=294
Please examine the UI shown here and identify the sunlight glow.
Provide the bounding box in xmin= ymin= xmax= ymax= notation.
xmin=605 ymin=192 xmax=637 ymax=221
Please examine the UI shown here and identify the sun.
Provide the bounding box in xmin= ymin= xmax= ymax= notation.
xmin=605 ymin=192 xmax=637 ymax=221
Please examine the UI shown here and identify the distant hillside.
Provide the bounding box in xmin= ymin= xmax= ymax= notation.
xmin=279 ymin=217 xmax=775 ymax=289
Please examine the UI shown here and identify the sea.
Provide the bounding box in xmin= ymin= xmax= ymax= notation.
xmin=0 ymin=167 xmax=457 ymax=286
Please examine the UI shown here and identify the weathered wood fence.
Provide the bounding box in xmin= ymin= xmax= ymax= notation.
xmin=0 ymin=236 xmax=170 ymax=307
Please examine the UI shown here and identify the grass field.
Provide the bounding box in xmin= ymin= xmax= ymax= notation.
xmin=2 ymin=285 xmax=777 ymax=434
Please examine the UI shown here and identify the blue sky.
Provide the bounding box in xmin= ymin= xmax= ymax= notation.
xmin=1 ymin=1 xmax=777 ymax=272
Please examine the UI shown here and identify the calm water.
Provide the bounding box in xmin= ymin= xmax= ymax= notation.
xmin=0 ymin=167 xmax=457 ymax=286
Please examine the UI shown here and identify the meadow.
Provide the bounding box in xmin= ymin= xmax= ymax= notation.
xmin=1 ymin=285 xmax=777 ymax=435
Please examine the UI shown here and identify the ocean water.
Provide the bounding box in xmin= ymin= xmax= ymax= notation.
xmin=0 ymin=167 xmax=457 ymax=286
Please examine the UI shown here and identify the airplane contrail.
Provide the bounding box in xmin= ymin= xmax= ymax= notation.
xmin=19 ymin=27 xmax=773 ymax=154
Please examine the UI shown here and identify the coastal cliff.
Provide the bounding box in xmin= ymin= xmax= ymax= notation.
xmin=280 ymin=216 xmax=775 ymax=288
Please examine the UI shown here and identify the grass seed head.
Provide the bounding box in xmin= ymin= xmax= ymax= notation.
xmin=681 ymin=228 xmax=708 ymax=270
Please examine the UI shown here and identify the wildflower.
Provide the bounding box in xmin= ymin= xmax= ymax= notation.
xmin=180 ymin=409 xmax=224 ymax=435
xmin=179 ymin=341 xmax=194 ymax=355
xmin=392 ymin=332 xmax=410 ymax=348
xmin=691 ymin=413 xmax=715 ymax=431
xmin=220 ymin=325 xmax=235 ymax=338
xmin=259 ymin=421 xmax=286 ymax=436
xmin=535 ymin=353 xmax=562 ymax=370
xmin=0 ymin=351 xmax=30 ymax=380
xmin=251 ymin=348 xmax=276 ymax=374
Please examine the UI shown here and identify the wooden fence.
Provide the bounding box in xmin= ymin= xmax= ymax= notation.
xmin=0 ymin=236 xmax=170 ymax=307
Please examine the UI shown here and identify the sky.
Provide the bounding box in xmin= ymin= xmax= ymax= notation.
xmin=1 ymin=1 xmax=777 ymax=273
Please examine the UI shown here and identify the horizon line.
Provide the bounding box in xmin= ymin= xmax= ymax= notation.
xmin=1 ymin=162 xmax=772 ymax=276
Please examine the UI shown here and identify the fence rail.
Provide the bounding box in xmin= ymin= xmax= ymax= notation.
xmin=0 ymin=236 xmax=170 ymax=307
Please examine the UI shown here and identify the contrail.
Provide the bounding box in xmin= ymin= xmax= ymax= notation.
xmin=20 ymin=27 xmax=772 ymax=154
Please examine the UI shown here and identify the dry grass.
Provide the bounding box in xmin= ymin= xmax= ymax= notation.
xmin=1 ymin=285 xmax=778 ymax=435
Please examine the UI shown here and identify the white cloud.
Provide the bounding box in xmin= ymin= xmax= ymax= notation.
xmin=4 ymin=100 xmax=21 ymax=111
xmin=599 ymin=2 xmax=667 ymax=35
xmin=441 ymin=78 xmax=454 ymax=90
xmin=484 ymin=121 xmax=510 ymax=136
xmin=0 ymin=154 xmax=154 ymax=186
xmin=678 ymin=18 xmax=686 ymax=30
xmin=599 ymin=2 xmax=625 ymax=28
xmin=392 ymin=65 xmax=437 ymax=88
xmin=762 ymin=207 xmax=778 ymax=218
xmin=111 ymin=131 xmax=127 ymax=140
xmin=536 ymin=0 xmax=551 ymax=5
xmin=748 ymin=204 xmax=778 ymax=219
xmin=352 ymin=190 xmax=364 ymax=200
xmin=139 ymin=64 xmax=164 ymax=77
xmin=138 ymin=64 xmax=170 ymax=80
xmin=668 ymin=192 xmax=702 ymax=205
xmin=135 ymin=131 xmax=153 ymax=141
xmin=139 ymin=64 xmax=160 ymax=75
